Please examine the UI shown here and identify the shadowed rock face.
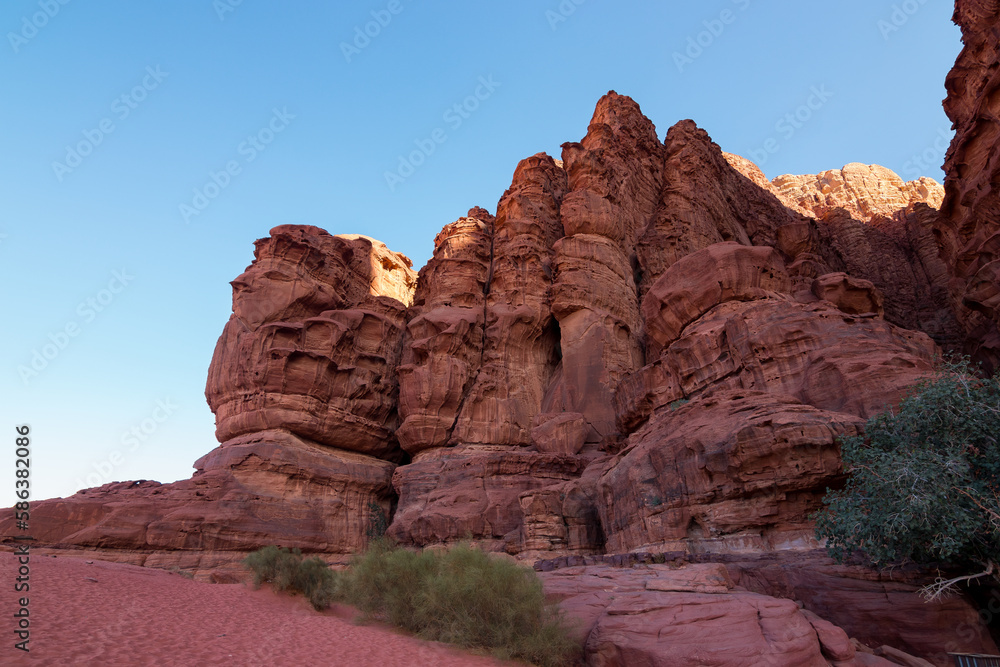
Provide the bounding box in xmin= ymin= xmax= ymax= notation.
xmin=937 ymin=0 xmax=1000 ymax=370
xmin=6 ymin=4 xmax=1000 ymax=661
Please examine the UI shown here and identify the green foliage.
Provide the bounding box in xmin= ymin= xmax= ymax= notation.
xmin=365 ymin=501 xmax=389 ymax=541
xmin=336 ymin=539 xmax=580 ymax=666
xmin=668 ymin=398 xmax=689 ymax=411
xmin=243 ymin=546 xmax=338 ymax=611
xmin=814 ymin=360 xmax=1000 ymax=580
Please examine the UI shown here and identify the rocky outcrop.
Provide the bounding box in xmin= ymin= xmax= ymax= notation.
xmin=395 ymin=211 xmax=493 ymax=454
xmin=539 ymin=558 xmax=991 ymax=666
xmin=767 ymin=163 xmax=944 ymax=221
xmin=937 ymin=0 xmax=1000 ymax=370
xmin=602 ymin=241 xmax=938 ymax=554
xmin=6 ymin=6 xmax=1000 ymax=658
xmin=539 ymin=553 xmax=997 ymax=666
xmin=724 ymin=551 xmax=999 ymax=665
xmin=725 ymin=155 xmax=963 ymax=348
xmin=0 ymin=228 xmax=418 ymax=572
xmin=452 ymin=158 xmax=567 ymax=448
xmin=387 ymin=447 xmax=589 ymax=550
xmin=206 ymin=226 xmax=416 ymax=459
xmin=542 ymin=93 xmax=659 ymax=442
xmin=637 ymin=124 xmax=800 ymax=301
xmin=8 ymin=431 xmax=396 ymax=578
xmin=599 ymin=391 xmax=865 ymax=554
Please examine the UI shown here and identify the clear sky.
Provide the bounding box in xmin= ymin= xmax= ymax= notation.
xmin=0 ymin=0 xmax=962 ymax=505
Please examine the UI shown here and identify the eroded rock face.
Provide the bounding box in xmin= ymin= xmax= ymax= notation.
xmin=617 ymin=245 xmax=937 ymax=435
xmin=395 ymin=212 xmax=493 ymax=454
xmin=538 ymin=561 xmax=973 ymax=667
xmin=7 ymin=18 xmax=1000 ymax=658
xmin=725 ymin=155 xmax=963 ymax=349
xmin=452 ymin=157 xmax=567 ymax=448
xmin=599 ymin=391 xmax=864 ymax=554
xmin=636 ymin=125 xmax=800 ymax=300
xmin=937 ymin=0 xmax=1000 ymax=370
xmin=387 ymin=446 xmax=588 ymax=549
xmin=0 ymin=431 xmax=396 ymax=577
xmin=724 ymin=551 xmax=999 ymax=666
xmin=640 ymin=243 xmax=792 ymax=356
xmin=768 ymin=163 xmax=944 ymax=221
xmin=0 ymin=227 xmax=419 ymax=571
xmin=206 ymin=226 xmax=416 ymax=459
xmin=542 ymin=93 xmax=658 ymax=442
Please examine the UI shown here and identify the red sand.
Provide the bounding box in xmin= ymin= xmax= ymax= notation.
xmin=0 ymin=553 xmax=525 ymax=666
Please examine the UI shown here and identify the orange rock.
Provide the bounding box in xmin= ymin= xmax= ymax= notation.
xmin=387 ymin=446 xmax=588 ymax=548
xmin=395 ymin=212 xmax=493 ymax=454
xmin=451 ymin=156 xmax=567 ymax=447
xmin=767 ymin=163 xmax=943 ymax=221
xmin=542 ymin=563 xmax=856 ymax=666
xmin=206 ymin=226 xmax=416 ymax=458
xmin=0 ymin=430 xmax=395 ymax=574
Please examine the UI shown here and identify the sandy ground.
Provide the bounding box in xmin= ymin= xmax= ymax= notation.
xmin=0 ymin=553 xmax=526 ymax=666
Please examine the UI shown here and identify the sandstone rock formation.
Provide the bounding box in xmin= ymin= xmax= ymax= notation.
xmin=544 ymin=93 xmax=658 ymax=441
xmin=207 ymin=226 xmax=415 ymax=459
xmin=725 ymin=153 xmax=963 ymax=347
xmin=395 ymin=211 xmax=493 ymax=454
xmin=766 ymin=163 xmax=944 ymax=221
xmin=539 ymin=554 xmax=997 ymax=666
xmin=936 ymin=0 xmax=1000 ymax=370
xmin=5 ymin=3 xmax=1000 ymax=662
xmin=0 ymin=228 xmax=418 ymax=571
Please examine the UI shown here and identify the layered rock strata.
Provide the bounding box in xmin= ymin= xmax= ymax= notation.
xmin=5 ymin=5 xmax=1000 ymax=660
xmin=937 ymin=0 xmax=1000 ymax=369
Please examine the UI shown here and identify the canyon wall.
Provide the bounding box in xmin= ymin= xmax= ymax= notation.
xmin=4 ymin=3 xmax=1000 ymax=662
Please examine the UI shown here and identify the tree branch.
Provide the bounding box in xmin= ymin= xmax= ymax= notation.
xmin=920 ymin=561 xmax=996 ymax=602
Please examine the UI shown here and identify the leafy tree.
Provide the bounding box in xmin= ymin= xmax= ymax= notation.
xmin=814 ymin=360 xmax=1000 ymax=599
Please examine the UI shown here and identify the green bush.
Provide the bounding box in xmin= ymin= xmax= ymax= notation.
xmin=244 ymin=546 xmax=337 ymax=611
xmin=365 ymin=501 xmax=389 ymax=541
xmin=337 ymin=539 xmax=580 ymax=666
xmin=814 ymin=360 xmax=1000 ymax=597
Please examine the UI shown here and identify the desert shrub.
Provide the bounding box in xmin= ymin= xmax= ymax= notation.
xmin=337 ymin=539 xmax=580 ymax=666
xmin=244 ymin=546 xmax=337 ymax=611
xmin=365 ymin=501 xmax=389 ymax=541
xmin=814 ymin=360 xmax=1000 ymax=598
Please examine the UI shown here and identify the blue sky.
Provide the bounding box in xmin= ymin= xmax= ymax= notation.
xmin=0 ymin=0 xmax=962 ymax=505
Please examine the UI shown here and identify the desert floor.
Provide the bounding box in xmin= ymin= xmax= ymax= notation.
xmin=0 ymin=552 xmax=524 ymax=666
